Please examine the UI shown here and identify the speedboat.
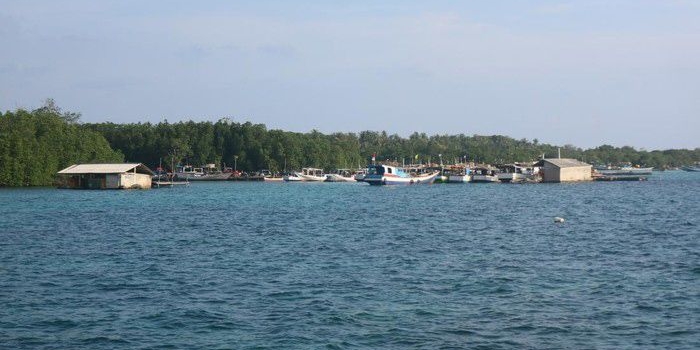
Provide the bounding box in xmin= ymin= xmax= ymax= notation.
xmin=283 ymin=171 xmax=303 ymax=181
xmin=363 ymin=164 xmax=439 ymax=185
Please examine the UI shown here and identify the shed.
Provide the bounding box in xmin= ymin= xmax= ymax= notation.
xmin=535 ymin=158 xmax=592 ymax=183
xmin=57 ymin=163 xmax=154 ymax=189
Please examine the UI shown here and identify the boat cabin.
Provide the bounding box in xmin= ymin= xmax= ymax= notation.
xmin=367 ymin=164 xmax=409 ymax=177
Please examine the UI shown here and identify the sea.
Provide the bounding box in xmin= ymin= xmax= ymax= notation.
xmin=1 ymin=171 xmax=698 ymax=349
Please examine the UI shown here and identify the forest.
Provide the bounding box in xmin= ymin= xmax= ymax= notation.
xmin=1 ymin=102 xmax=699 ymax=186
xmin=0 ymin=101 xmax=123 ymax=187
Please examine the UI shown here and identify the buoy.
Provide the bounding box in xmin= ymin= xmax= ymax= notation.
xmin=554 ymin=217 xmax=565 ymax=223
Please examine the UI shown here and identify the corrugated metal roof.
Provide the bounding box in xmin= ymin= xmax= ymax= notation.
xmin=57 ymin=163 xmax=154 ymax=175
xmin=543 ymin=158 xmax=591 ymax=168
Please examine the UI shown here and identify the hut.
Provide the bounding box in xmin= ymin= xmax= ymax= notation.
xmin=57 ymin=163 xmax=154 ymax=189
xmin=536 ymin=158 xmax=592 ymax=183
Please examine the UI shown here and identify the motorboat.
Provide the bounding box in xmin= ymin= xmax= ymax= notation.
xmin=325 ymin=169 xmax=357 ymax=182
xmin=296 ymin=167 xmax=326 ymax=181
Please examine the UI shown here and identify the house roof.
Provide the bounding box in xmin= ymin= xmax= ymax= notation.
xmin=57 ymin=163 xmax=154 ymax=175
xmin=537 ymin=158 xmax=591 ymax=168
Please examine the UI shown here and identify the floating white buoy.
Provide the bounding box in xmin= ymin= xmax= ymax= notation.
xmin=554 ymin=217 xmax=565 ymax=223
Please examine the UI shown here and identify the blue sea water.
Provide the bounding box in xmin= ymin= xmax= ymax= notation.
xmin=1 ymin=171 xmax=698 ymax=349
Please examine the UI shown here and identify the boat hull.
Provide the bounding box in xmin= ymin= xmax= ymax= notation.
xmin=497 ymin=173 xmax=527 ymax=183
xmin=174 ymin=173 xmax=231 ymax=181
xmin=298 ymin=174 xmax=326 ymax=181
xmin=325 ymin=174 xmax=357 ymax=182
xmin=598 ymin=167 xmax=653 ymax=175
xmin=364 ymin=171 xmax=439 ymax=185
xmin=471 ymin=175 xmax=499 ymax=183
xmin=448 ymin=174 xmax=471 ymax=183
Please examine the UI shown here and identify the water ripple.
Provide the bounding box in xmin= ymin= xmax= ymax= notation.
xmin=0 ymin=173 xmax=698 ymax=349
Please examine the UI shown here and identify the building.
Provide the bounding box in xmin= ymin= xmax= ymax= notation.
xmin=57 ymin=163 xmax=154 ymax=189
xmin=535 ymin=158 xmax=592 ymax=183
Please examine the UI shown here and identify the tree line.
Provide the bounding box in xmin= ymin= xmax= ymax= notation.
xmin=1 ymin=102 xmax=698 ymax=186
xmin=84 ymin=120 xmax=700 ymax=174
xmin=0 ymin=101 xmax=123 ymax=187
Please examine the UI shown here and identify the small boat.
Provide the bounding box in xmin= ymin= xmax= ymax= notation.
xmin=471 ymin=166 xmax=500 ymax=183
xmin=325 ymin=169 xmax=357 ymax=182
xmin=296 ymin=167 xmax=326 ymax=181
xmin=354 ymin=169 xmax=367 ymax=182
xmin=681 ymin=165 xmax=700 ymax=172
xmin=448 ymin=168 xmax=472 ymax=183
xmin=173 ymin=165 xmax=231 ymax=181
xmin=363 ymin=164 xmax=439 ymax=185
xmin=596 ymin=166 xmax=653 ymax=176
xmin=283 ymin=171 xmax=303 ymax=182
xmin=497 ymin=164 xmax=528 ymax=183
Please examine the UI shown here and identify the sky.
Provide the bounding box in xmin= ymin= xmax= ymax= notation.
xmin=1 ymin=0 xmax=698 ymax=150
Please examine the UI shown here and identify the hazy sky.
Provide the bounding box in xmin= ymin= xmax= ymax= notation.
xmin=1 ymin=1 xmax=698 ymax=150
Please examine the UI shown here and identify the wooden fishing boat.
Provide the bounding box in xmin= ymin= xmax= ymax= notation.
xmin=363 ymin=164 xmax=439 ymax=185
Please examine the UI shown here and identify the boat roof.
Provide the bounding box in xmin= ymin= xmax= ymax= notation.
xmin=536 ymin=158 xmax=591 ymax=168
xmin=57 ymin=163 xmax=154 ymax=175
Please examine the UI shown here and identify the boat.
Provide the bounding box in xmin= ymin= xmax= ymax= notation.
xmin=497 ymin=164 xmax=528 ymax=183
xmin=325 ymin=169 xmax=357 ymax=182
xmin=681 ymin=164 xmax=700 ymax=172
xmin=295 ymin=167 xmax=326 ymax=181
xmin=448 ymin=167 xmax=472 ymax=183
xmin=596 ymin=165 xmax=653 ymax=176
xmin=363 ymin=164 xmax=439 ymax=185
xmin=283 ymin=172 xmax=303 ymax=182
xmin=173 ymin=164 xmax=231 ymax=181
xmin=354 ymin=169 xmax=367 ymax=182
xmin=471 ymin=166 xmax=500 ymax=183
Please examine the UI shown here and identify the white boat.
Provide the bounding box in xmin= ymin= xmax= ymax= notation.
xmin=497 ymin=164 xmax=528 ymax=183
xmin=448 ymin=168 xmax=472 ymax=183
xmin=354 ymin=169 xmax=367 ymax=182
xmin=471 ymin=166 xmax=499 ymax=183
xmin=173 ymin=165 xmax=231 ymax=181
xmin=597 ymin=166 xmax=653 ymax=176
xmin=325 ymin=169 xmax=357 ymax=182
xmin=296 ymin=167 xmax=326 ymax=181
xmin=363 ymin=164 xmax=439 ymax=185
xmin=283 ymin=172 xmax=303 ymax=181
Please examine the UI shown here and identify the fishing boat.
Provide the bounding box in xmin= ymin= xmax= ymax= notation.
xmin=471 ymin=166 xmax=500 ymax=183
xmin=363 ymin=164 xmax=439 ymax=185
